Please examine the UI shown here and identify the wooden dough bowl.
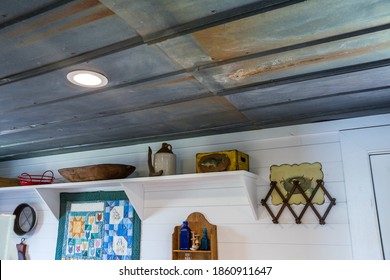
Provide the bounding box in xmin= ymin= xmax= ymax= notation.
xmin=0 ymin=177 xmax=21 ymax=187
xmin=58 ymin=164 xmax=136 ymax=182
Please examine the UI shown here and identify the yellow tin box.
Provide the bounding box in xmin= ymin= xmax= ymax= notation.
xmin=196 ymin=150 xmax=249 ymax=173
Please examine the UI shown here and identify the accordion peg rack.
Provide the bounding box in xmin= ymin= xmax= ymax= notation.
xmin=260 ymin=179 xmax=336 ymax=225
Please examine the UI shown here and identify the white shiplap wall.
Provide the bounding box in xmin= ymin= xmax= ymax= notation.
xmin=1 ymin=114 xmax=389 ymax=260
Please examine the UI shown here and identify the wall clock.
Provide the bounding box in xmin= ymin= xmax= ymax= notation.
xmin=13 ymin=203 xmax=37 ymax=236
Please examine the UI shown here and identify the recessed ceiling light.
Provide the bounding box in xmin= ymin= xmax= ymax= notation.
xmin=66 ymin=70 xmax=108 ymax=88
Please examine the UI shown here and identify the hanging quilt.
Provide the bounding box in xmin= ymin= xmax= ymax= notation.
xmin=55 ymin=191 xmax=141 ymax=260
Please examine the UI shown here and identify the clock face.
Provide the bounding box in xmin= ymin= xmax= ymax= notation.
xmin=19 ymin=207 xmax=33 ymax=232
xmin=13 ymin=204 xmax=37 ymax=236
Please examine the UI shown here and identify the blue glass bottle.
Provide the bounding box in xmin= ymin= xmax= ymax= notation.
xmin=200 ymin=227 xmax=210 ymax=250
xmin=179 ymin=221 xmax=191 ymax=250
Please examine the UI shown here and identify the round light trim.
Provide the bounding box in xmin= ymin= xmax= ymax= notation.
xmin=67 ymin=70 xmax=108 ymax=88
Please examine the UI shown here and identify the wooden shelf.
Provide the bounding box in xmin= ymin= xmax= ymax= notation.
xmin=172 ymin=212 xmax=217 ymax=260
xmin=0 ymin=171 xmax=259 ymax=221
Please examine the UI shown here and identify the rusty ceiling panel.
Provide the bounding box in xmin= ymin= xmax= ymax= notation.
xmin=158 ymin=0 xmax=390 ymax=70
xmin=99 ymin=0 xmax=287 ymax=39
xmin=4 ymin=0 xmax=105 ymax=39
xmin=192 ymin=0 xmax=390 ymax=62
xmin=0 ymin=0 xmax=59 ymax=25
xmin=0 ymin=0 xmax=138 ymax=77
xmin=194 ymin=29 xmax=390 ymax=92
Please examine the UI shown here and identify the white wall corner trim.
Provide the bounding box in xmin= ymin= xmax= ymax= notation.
xmin=340 ymin=125 xmax=390 ymax=259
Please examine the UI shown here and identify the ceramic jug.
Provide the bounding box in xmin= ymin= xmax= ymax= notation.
xmin=148 ymin=143 xmax=176 ymax=176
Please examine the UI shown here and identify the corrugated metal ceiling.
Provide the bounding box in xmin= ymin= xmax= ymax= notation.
xmin=1 ymin=0 xmax=390 ymax=160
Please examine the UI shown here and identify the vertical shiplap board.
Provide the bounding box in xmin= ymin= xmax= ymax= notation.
xmin=1 ymin=114 xmax=389 ymax=260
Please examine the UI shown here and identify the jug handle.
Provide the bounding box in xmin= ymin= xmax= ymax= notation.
xmin=159 ymin=143 xmax=173 ymax=153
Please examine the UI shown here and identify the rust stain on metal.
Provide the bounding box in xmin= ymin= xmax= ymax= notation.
xmin=5 ymin=0 xmax=103 ymax=39
xmin=227 ymin=42 xmax=390 ymax=81
xmin=192 ymin=15 xmax=270 ymax=62
xmin=193 ymin=24 xmax=253 ymax=61
xmin=20 ymin=9 xmax=115 ymax=45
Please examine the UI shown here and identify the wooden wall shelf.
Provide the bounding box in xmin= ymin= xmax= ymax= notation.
xmin=172 ymin=212 xmax=217 ymax=260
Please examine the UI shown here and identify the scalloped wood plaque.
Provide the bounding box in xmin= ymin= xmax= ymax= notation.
xmin=270 ymin=162 xmax=325 ymax=205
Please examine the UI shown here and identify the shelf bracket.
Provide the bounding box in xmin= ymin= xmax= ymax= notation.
xmin=121 ymin=182 xmax=145 ymax=221
xmin=35 ymin=188 xmax=61 ymax=220
xmin=241 ymin=174 xmax=259 ymax=220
